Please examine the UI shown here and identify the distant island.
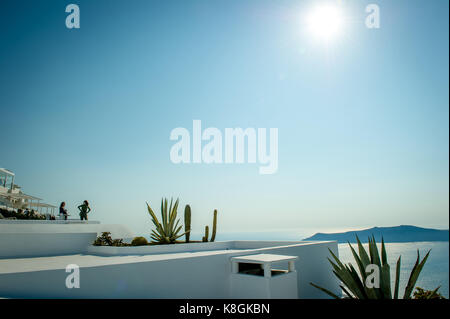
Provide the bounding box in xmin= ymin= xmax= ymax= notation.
xmin=303 ymin=225 xmax=449 ymax=243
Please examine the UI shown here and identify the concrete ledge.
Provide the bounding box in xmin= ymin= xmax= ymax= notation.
xmin=0 ymin=240 xmax=340 ymax=298
xmin=0 ymin=222 xmax=134 ymax=239
xmin=0 ymin=220 xmax=100 ymax=224
xmin=87 ymin=241 xmax=234 ymax=256
xmin=86 ymin=240 xmax=331 ymax=256
xmin=0 ymin=232 xmax=98 ymax=258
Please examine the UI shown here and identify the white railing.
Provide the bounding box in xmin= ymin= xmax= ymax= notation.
xmin=0 ymin=219 xmax=100 ymax=224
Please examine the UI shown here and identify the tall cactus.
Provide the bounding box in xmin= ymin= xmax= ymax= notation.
xmin=184 ymin=205 xmax=191 ymax=243
xmin=202 ymin=226 xmax=209 ymax=242
xmin=210 ymin=209 xmax=218 ymax=242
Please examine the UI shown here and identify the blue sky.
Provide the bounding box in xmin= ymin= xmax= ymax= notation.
xmin=0 ymin=0 xmax=448 ymax=238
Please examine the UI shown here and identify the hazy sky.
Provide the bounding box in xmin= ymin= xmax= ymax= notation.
xmin=1 ymin=0 xmax=448 ymax=238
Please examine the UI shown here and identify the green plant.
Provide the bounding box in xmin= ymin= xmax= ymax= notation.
xmin=202 ymin=226 xmax=209 ymax=242
xmin=92 ymin=232 xmax=129 ymax=247
xmin=184 ymin=205 xmax=191 ymax=243
xmin=310 ymin=235 xmax=432 ymax=299
xmin=0 ymin=208 xmax=45 ymax=220
xmin=111 ymin=239 xmax=126 ymax=246
xmin=201 ymin=209 xmax=218 ymax=242
xmin=93 ymin=232 xmax=128 ymax=246
xmin=146 ymin=197 xmax=188 ymax=244
xmin=210 ymin=209 xmax=218 ymax=242
xmin=27 ymin=209 xmax=45 ymax=220
xmin=131 ymin=236 xmax=148 ymax=246
xmin=93 ymin=232 xmax=114 ymax=246
xmin=413 ymin=286 xmax=446 ymax=299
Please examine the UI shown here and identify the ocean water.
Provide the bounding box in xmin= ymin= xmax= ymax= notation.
xmin=213 ymin=232 xmax=449 ymax=298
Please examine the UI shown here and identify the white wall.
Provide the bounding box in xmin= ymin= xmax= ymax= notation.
xmin=0 ymin=233 xmax=98 ymax=258
xmin=0 ymin=241 xmax=340 ymax=299
xmin=87 ymin=241 xmax=233 ymax=256
xmin=0 ymin=221 xmax=135 ymax=258
xmin=0 ymin=221 xmax=133 ymax=238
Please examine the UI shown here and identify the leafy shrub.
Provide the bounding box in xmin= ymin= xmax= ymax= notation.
xmin=93 ymin=232 xmax=128 ymax=246
xmin=111 ymin=239 xmax=126 ymax=246
xmin=0 ymin=208 xmax=18 ymax=219
xmin=413 ymin=287 xmax=446 ymax=299
xmin=0 ymin=208 xmax=45 ymax=220
xmin=131 ymin=236 xmax=148 ymax=246
xmin=93 ymin=232 xmax=113 ymax=246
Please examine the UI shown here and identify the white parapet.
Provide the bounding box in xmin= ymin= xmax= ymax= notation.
xmin=0 ymin=232 xmax=98 ymax=258
xmin=0 ymin=240 xmax=340 ymax=299
xmin=0 ymin=220 xmax=134 ymax=258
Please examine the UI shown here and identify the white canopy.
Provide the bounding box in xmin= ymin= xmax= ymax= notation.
xmin=0 ymin=168 xmax=14 ymax=177
xmin=0 ymin=192 xmax=42 ymax=201
xmin=29 ymin=202 xmax=57 ymax=208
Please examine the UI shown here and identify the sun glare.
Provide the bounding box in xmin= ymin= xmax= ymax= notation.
xmin=306 ymin=4 xmax=344 ymax=42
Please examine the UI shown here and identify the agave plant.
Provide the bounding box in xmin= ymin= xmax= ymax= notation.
xmin=146 ymin=198 xmax=188 ymax=244
xmin=311 ymin=235 xmax=431 ymax=299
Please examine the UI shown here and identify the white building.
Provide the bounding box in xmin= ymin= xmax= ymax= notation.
xmin=0 ymin=219 xmax=340 ymax=299
xmin=0 ymin=168 xmax=56 ymax=215
xmin=0 ymin=168 xmax=340 ymax=299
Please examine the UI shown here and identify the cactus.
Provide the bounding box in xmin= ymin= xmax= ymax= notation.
xmin=202 ymin=226 xmax=209 ymax=242
xmin=210 ymin=209 xmax=217 ymax=242
xmin=184 ymin=205 xmax=191 ymax=243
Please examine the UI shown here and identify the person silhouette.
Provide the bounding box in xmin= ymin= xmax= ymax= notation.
xmin=78 ymin=200 xmax=91 ymax=221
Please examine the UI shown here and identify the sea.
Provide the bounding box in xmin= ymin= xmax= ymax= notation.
xmin=212 ymin=231 xmax=449 ymax=298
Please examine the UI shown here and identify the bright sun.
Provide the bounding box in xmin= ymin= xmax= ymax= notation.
xmin=306 ymin=4 xmax=344 ymax=42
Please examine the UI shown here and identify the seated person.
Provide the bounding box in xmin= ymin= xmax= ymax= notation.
xmin=59 ymin=202 xmax=68 ymax=220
